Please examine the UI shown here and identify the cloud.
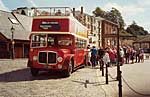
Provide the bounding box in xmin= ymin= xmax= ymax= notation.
xmin=137 ymin=0 xmax=150 ymax=9
xmin=26 ymin=0 xmax=37 ymax=7
xmin=0 ymin=0 xmax=9 ymax=11
xmin=102 ymin=2 xmax=150 ymax=32
xmin=102 ymin=2 xmax=145 ymax=25
xmin=103 ymin=2 xmax=145 ymax=17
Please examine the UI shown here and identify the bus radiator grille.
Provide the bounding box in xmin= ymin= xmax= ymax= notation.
xmin=39 ymin=51 xmax=56 ymax=64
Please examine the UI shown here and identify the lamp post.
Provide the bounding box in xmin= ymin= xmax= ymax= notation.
xmin=11 ymin=26 xmax=15 ymax=59
xmin=116 ymin=17 xmax=122 ymax=97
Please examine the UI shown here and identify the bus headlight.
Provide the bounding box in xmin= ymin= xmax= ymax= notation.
xmin=57 ymin=57 xmax=63 ymax=62
xmin=33 ymin=56 xmax=38 ymax=61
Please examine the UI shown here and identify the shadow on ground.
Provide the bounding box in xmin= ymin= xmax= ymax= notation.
xmin=72 ymin=79 xmax=116 ymax=87
xmin=0 ymin=68 xmax=67 ymax=82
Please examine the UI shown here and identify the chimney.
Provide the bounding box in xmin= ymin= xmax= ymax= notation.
xmin=81 ymin=6 xmax=83 ymax=14
xmin=73 ymin=8 xmax=75 ymax=17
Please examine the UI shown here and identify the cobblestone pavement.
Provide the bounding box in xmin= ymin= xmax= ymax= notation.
xmin=0 ymin=59 xmax=117 ymax=97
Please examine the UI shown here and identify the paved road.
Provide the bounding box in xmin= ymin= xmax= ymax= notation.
xmin=1 ymin=59 xmax=149 ymax=97
xmin=108 ymin=59 xmax=150 ymax=97
xmin=0 ymin=59 xmax=117 ymax=97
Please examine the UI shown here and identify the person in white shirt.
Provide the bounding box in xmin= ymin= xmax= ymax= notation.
xmin=86 ymin=45 xmax=92 ymax=66
xmin=103 ymin=49 xmax=110 ymax=66
xmin=119 ymin=48 xmax=124 ymax=65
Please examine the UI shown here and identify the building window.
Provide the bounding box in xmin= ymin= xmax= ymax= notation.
xmin=8 ymin=17 xmax=19 ymax=24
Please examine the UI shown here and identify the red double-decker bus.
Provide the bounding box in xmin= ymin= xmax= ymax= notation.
xmin=27 ymin=7 xmax=88 ymax=77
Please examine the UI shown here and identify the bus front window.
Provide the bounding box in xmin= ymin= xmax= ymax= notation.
xmin=58 ymin=37 xmax=72 ymax=46
xmin=31 ymin=34 xmax=46 ymax=47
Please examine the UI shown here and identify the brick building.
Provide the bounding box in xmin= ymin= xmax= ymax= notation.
xmin=101 ymin=19 xmax=118 ymax=48
xmin=73 ymin=7 xmax=118 ymax=48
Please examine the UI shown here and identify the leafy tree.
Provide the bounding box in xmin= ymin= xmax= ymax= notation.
xmin=93 ymin=7 xmax=125 ymax=29
xmin=92 ymin=7 xmax=106 ymax=17
xmin=126 ymin=21 xmax=148 ymax=35
xmin=106 ymin=7 xmax=125 ymax=29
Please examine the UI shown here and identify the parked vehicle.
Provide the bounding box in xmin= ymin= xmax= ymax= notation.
xmin=27 ymin=7 xmax=88 ymax=77
xmin=143 ymin=48 xmax=150 ymax=53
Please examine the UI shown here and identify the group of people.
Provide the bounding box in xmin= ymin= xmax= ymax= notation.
xmin=86 ymin=45 xmax=144 ymax=68
xmin=124 ymin=46 xmax=144 ymax=64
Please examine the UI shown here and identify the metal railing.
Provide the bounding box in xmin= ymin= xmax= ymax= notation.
xmin=31 ymin=7 xmax=72 ymax=16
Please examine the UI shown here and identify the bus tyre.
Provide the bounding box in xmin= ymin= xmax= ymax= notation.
xmin=31 ymin=68 xmax=39 ymax=76
xmin=64 ymin=60 xmax=73 ymax=77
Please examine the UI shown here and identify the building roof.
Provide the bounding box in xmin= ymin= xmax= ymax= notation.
xmin=136 ymin=35 xmax=150 ymax=42
xmin=0 ymin=10 xmax=32 ymax=41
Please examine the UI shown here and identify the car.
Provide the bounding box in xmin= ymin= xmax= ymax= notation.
xmin=143 ymin=48 xmax=150 ymax=53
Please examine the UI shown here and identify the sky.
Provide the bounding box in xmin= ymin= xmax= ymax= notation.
xmin=0 ymin=0 xmax=150 ymax=32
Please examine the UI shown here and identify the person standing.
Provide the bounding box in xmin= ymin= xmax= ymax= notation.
xmin=86 ymin=45 xmax=92 ymax=66
xmin=103 ymin=48 xmax=110 ymax=67
xmin=135 ymin=48 xmax=140 ymax=63
xmin=108 ymin=48 xmax=116 ymax=66
xmin=130 ymin=47 xmax=135 ymax=64
xmin=119 ymin=47 xmax=124 ymax=66
xmin=91 ymin=46 xmax=97 ymax=67
xmin=139 ymin=48 xmax=144 ymax=63
xmin=125 ymin=47 xmax=130 ymax=64
xmin=98 ymin=47 xmax=105 ymax=70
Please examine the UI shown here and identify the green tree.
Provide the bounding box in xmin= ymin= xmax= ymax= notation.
xmin=106 ymin=7 xmax=125 ymax=29
xmin=126 ymin=21 xmax=148 ymax=35
xmin=93 ymin=7 xmax=125 ymax=29
xmin=92 ymin=7 xmax=106 ymax=17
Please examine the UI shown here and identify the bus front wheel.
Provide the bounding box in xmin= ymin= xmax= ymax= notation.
xmin=31 ymin=68 xmax=39 ymax=76
xmin=64 ymin=60 xmax=73 ymax=77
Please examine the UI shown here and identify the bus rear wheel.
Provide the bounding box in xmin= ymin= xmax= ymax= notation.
xmin=31 ymin=68 xmax=39 ymax=76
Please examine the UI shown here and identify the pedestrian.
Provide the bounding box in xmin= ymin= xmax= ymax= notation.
xmin=112 ymin=47 xmax=117 ymax=65
xmin=98 ymin=47 xmax=105 ymax=70
xmin=103 ymin=48 xmax=110 ymax=67
xmin=108 ymin=48 xmax=116 ymax=66
xmin=135 ymin=48 xmax=140 ymax=63
xmin=130 ymin=48 xmax=135 ymax=64
xmin=86 ymin=45 xmax=92 ymax=66
xmin=125 ymin=46 xmax=130 ymax=64
xmin=119 ymin=47 xmax=124 ymax=66
xmin=139 ymin=48 xmax=144 ymax=63
xmin=91 ymin=46 xmax=97 ymax=67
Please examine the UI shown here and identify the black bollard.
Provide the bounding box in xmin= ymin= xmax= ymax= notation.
xmin=101 ymin=62 xmax=104 ymax=76
xmin=105 ymin=63 xmax=108 ymax=84
xmin=102 ymin=64 xmax=104 ymax=76
xmin=118 ymin=71 xmax=122 ymax=97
